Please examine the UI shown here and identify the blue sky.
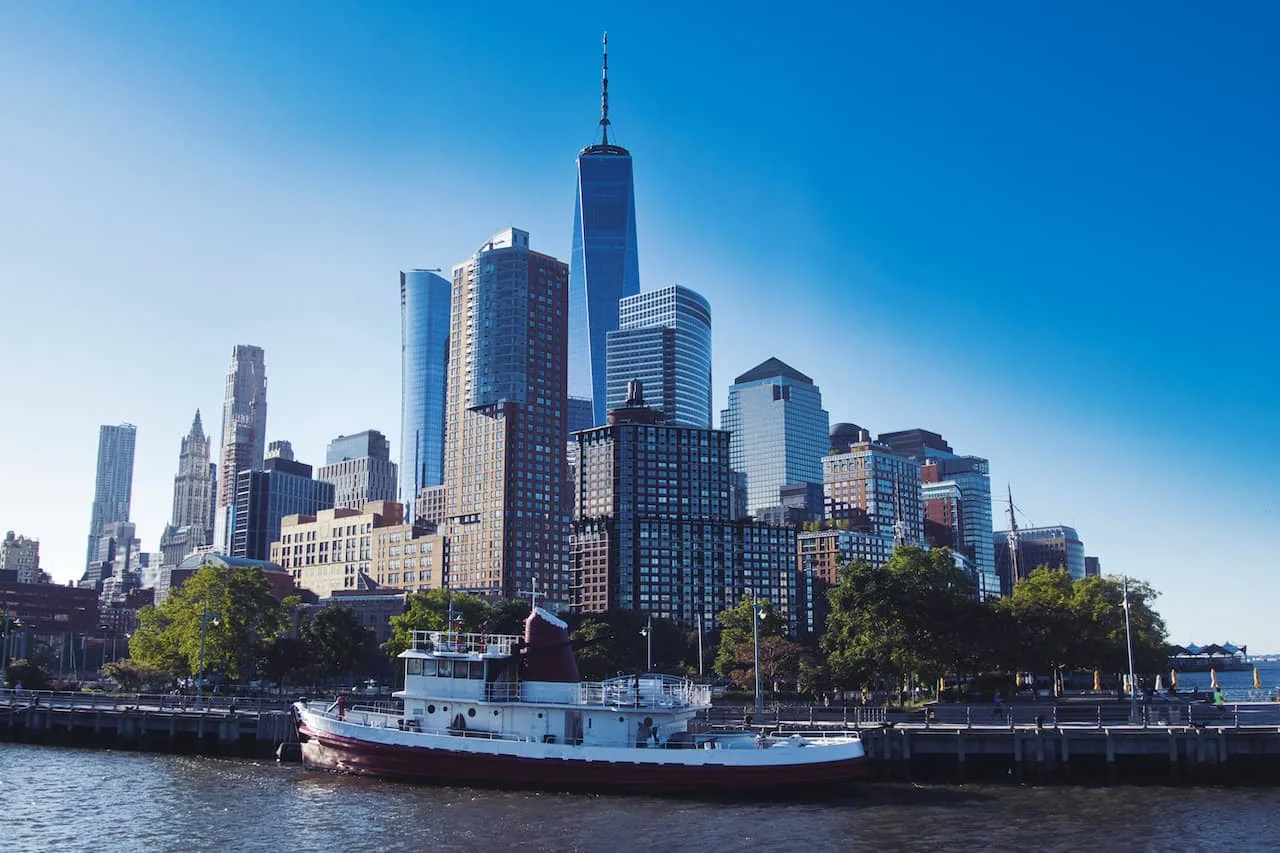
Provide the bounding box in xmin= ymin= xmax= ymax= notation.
xmin=1 ymin=2 xmax=1276 ymax=649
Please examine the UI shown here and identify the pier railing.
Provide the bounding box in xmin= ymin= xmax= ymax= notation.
xmin=0 ymin=688 xmax=294 ymax=715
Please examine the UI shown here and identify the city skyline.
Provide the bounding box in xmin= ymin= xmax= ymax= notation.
xmin=0 ymin=4 xmax=1276 ymax=649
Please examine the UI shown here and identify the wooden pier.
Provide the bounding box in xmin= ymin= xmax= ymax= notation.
xmin=0 ymin=688 xmax=297 ymax=759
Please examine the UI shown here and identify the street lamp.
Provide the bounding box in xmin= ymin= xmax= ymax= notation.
xmin=1 ymin=612 xmax=22 ymax=686
xmin=751 ymin=591 xmax=765 ymax=719
xmin=196 ymin=602 xmax=221 ymax=708
xmin=640 ymin=615 xmax=652 ymax=672
xmin=1122 ymin=576 xmax=1138 ymax=723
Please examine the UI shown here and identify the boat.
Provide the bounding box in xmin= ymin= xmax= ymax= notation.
xmin=292 ymin=607 xmax=867 ymax=795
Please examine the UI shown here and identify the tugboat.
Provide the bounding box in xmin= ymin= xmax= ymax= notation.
xmin=293 ymin=608 xmax=866 ymax=795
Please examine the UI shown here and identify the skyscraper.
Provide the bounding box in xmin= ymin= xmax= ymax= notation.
xmin=606 ymin=284 xmax=713 ymax=428
xmin=85 ymin=423 xmax=137 ymax=570
xmin=318 ymin=429 xmax=398 ymax=511
xmin=231 ymin=443 xmax=334 ymax=561
xmin=171 ymin=410 xmax=215 ymax=538
xmin=214 ymin=345 xmax=267 ymax=551
xmin=568 ymin=34 xmax=641 ymax=426
xmin=444 ymin=228 xmax=569 ymax=600
xmin=720 ymin=357 xmax=829 ymax=518
xmin=400 ymin=269 xmax=451 ymax=522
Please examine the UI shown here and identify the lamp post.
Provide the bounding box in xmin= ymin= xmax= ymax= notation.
xmin=697 ymin=613 xmax=704 ymax=677
xmin=1 ymin=612 xmax=20 ymax=686
xmin=196 ymin=602 xmax=220 ymax=709
xmin=1122 ymin=576 xmax=1138 ymax=723
xmin=751 ymin=591 xmax=763 ymax=719
xmin=640 ymin=615 xmax=652 ymax=672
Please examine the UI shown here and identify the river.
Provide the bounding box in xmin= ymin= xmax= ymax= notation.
xmin=3 ymin=743 xmax=1278 ymax=852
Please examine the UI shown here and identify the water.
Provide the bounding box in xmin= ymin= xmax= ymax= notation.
xmin=1174 ymin=661 xmax=1280 ymax=701
xmin=3 ymin=743 xmax=1279 ymax=852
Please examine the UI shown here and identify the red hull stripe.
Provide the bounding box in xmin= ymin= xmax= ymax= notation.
xmin=298 ymin=724 xmax=868 ymax=794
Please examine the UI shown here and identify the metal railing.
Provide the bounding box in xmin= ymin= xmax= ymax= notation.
xmin=410 ymin=630 xmax=519 ymax=656
xmin=0 ymin=687 xmax=295 ymax=714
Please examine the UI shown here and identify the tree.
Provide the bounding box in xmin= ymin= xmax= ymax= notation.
xmin=485 ymin=599 xmax=532 ymax=637
xmin=101 ymin=659 xmax=168 ymax=693
xmin=714 ymin=596 xmax=787 ymax=689
xmin=302 ymin=605 xmax=374 ymax=684
xmin=3 ymin=659 xmax=51 ymax=690
xmin=382 ymin=589 xmax=490 ymax=659
xmin=821 ymin=546 xmax=980 ymax=697
xmin=129 ymin=563 xmax=288 ymax=683
xmin=570 ymin=617 xmax=623 ymax=681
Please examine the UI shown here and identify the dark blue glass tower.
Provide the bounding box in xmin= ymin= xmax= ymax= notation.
xmin=400 ymin=269 xmax=451 ymax=523
xmin=568 ymin=34 xmax=641 ymax=427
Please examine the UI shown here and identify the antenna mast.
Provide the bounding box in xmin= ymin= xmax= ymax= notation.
xmin=600 ymin=32 xmax=610 ymax=144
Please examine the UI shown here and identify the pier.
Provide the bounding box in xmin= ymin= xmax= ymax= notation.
xmin=722 ymin=700 xmax=1280 ymax=785
xmin=0 ymin=688 xmax=297 ymax=759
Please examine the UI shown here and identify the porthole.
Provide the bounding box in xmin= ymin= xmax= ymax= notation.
xmin=618 ymin=716 xmax=625 ymax=723
xmin=537 ymin=712 xmax=544 ymax=719
xmin=427 ymin=704 xmax=435 ymax=714
xmin=493 ymin=710 xmax=500 ymax=716
xmin=467 ymin=708 xmax=476 ymax=718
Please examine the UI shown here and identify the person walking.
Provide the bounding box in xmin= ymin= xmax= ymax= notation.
xmin=1213 ymin=686 xmax=1226 ymax=716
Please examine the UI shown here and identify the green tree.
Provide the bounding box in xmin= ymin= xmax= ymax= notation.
xmin=821 ymin=546 xmax=979 ymax=697
xmin=485 ymin=599 xmax=532 ymax=637
xmin=129 ymin=563 xmax=288 ymax=683
xmin=257 ymin=636 xmax=310 ymax=688
xmin=101 ymin=659 xmax=168 ymax=693
xmin=302 ymin=605 xmax=375 ymax=684
xmin=569 ymin=617 xmax=623 ymax=681
xmin=4 ymin=659 xmax=51 ymax=690
xmin=382 ymin=589 xmax=490 ymax=659
xmin=714 ymin=596 xmax=787 ymax=688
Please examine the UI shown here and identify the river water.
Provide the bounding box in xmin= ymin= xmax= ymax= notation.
xmin=3 ymin=743 xmax=1278 ymax=852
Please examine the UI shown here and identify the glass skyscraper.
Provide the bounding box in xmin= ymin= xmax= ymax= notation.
xmin=400 ymin=269 xmax=450 ymax=523
xmin=85 ymin=423 xmax=137 ymax=570
xmin=568 ymin=35 xmax=640 ymax=427
xmin=720 ymin=358 xmax=830 ymax=518
xmin=605 ymin=284 xmax=712 ymax=428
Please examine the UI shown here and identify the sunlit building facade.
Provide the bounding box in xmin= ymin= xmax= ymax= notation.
xmin=400 ymin=269 xmax=451 ymax=523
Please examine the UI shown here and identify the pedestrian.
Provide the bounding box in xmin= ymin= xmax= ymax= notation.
xmin=1213 ymin=686 xmax=1226 ymax=715
xmin=992 ymin=690 xmax=1003 ymax=719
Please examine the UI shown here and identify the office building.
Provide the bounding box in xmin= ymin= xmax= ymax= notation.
xmin=231 ymin=443 xmax=334 ymax=561
xmin=721 ymin=357 xmax=829 ymax=518
xmin=84 ymin=423 xmax=137 ymax=570
xmin=994 ymin=525 xmax=1087 ymax=591
xmin=317 ymin=429 xmax=398 ymax=511
xmin=606 ymin=284 xmax=712 ymax=428
xmin=443 ymin=228 xmax=570 ymax=600
xmin=572 ymin=381 xmax=797 ymax=631
xmin=415 ymin=485 xmax=446 ymax=530
xmin=1085 ymin=555 xmax=1101 ymax=577
xmin=400 ymin=269 xmax=451 ymax=523
xmin=1 ymin=532 xmax=42 ymax=584
xmin=822 ymin=435 xmax=924 ymax=551
xmin=214 ymin=345 xmax=268 ymax=551
xmin=158 ymin=410 xmax=216 ymax=567
xmin=568 ymin=35 xmax=641 ymax=426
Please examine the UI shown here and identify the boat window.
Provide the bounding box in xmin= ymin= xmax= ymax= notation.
xmin=406 ymin=658 xmax=423 ymax=676
xmin=437 ymin=659 xmax=454 ymax=678
xmin=468 ymin=661 xmax=484 ymax=679
xmin=423 ymin=659 xmax=438 ymax=676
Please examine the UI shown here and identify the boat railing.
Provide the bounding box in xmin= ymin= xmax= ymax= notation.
xmin=579 ymin=675 xmax=711 ymax=709
xmin=485 ymin=682 xmax=523 ymax=702
xmin=305 ymin=700 xmax=534 ymax=743
xmin=410 ymin=630 xmax=520 ymax=657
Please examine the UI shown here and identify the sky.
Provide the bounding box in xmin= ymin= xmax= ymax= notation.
xmin=1 ymin=2 xmax=1276 ymax=649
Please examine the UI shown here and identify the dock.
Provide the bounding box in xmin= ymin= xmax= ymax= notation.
xmin=0 ymin=688 xmax=298 ymax=759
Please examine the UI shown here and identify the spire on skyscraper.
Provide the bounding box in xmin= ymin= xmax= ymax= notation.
xmin=600 ymin=32 xmax=610 ymax=145
xmin=191 ymin=409 xmax=204 ymax=438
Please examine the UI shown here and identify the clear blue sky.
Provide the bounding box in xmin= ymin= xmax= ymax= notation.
xmin=1 ymin=2 xmax=1276 ymax=649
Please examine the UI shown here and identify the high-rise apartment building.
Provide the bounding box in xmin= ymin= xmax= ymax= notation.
xmin=400 ymin=269 xmax=451 ymax=523
xmin=822 ymin=436 xmax=925 ymax=553
xmin=444 ymin=228 xmax=570 ymax=600
xmin=214 ymin=345 xmax=267 ymax=551
xmin=572 ymin=382 xmax=797 ymax=631
xmin=1 ymin=532 xmax=42 ymax=584
xmin=231 ymin=445 xmax=334 ymax=561
xmin=568 ymin=35 xmax=641 ymax=426
xmin=606 ymin=284 xmax=712 ymax=428
xmin=318 ymin=430 xmax=398 ymax=511
xmin=879 ymin=427 xmax=999 ymax=600
xmin=85 ymin=423 xmax=137 ymax=570
xmin=720 ymin=358 xmax=829 ymax=519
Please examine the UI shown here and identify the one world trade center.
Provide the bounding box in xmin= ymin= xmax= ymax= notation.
xmin=568 ymin=33 xmax=641 ymax=427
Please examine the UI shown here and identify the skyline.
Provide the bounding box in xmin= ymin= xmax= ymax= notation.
xmin=0 ymin=3 xmax=1276 ymax=648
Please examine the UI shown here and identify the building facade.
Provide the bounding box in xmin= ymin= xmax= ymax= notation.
xmin=567 ymin=35 xmax=641 ymax=426
xmin=822 ymin=438 xmax=925 ymax=552
xmin=160 ymin=410 xmax=216 ymax=567
xmin=443 ymin=228 xmax=570 ymax=601
xmin=400 ymin=269 xmax=451 ymax=523
xmin=85 ymin=423 xmax=137 ymax=571
xmin=994 ymin=525 xmax=1087 ymax=592
xmin=317 ymin=430 xmax=398 ymax=511
xmin=214 ymin=345 xmax=268 ymax=551
xmin=572 ymin=384 xmax=797 ymax=631
xmin=721 ymin=358 xmax=829 ymax=519
xmin=1 ymin=532 xmax=41 ymax=584
xmin=272 ymin=501 xmax=445 ymax=598
xmin=606 ymin=284 xmax=713 ymax=428
xmin=231 ymin=447 xmax=334 ymax=561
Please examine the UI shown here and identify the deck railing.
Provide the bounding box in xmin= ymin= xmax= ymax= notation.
xmin=410 ymin=630 xmax=520 ymax=656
